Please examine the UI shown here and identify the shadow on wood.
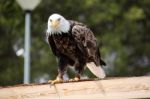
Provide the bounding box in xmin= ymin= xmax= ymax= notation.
xmin=0 ymin=76 xmax=150 ymax=99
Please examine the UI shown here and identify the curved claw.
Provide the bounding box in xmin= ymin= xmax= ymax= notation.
xmin=48 ymin=77 xmax=63 ymax=84
xmin=69 ymin=77 xmax=80 ymax=82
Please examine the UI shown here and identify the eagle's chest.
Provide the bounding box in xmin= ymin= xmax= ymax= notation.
xmin=52 ymin=34 xmax=76 ymax=54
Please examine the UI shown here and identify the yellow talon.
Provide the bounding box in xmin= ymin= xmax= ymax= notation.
xmin=74 ymin=77 xmax=80 ymax=81
xmin=48 ymin=77 xmax=63 ymax=84
xmin=69 ymin=77 xmax=80 ymax=82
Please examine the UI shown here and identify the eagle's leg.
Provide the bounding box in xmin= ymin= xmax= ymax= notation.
xmin=73 ymin=73 xmax=81 ymax=81
xmin=69 ymin=60 xmax=84 ymax=82
xmin=48 ymin=57 xmax=67 ymax=84
xmin=69 ymin=73 xmax=80 ymax=82
xmin=48 ymin=72 xmax=64 ymax=84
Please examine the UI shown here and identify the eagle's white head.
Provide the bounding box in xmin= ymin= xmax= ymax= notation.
xmin=46 ymin=13 xmax=70 ymax=35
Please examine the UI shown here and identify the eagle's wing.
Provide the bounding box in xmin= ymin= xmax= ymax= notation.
xmin=72 ymin=25 xmax=97 ymax=56
xmin=72 ymin=25 xmax=96 ymax=51
xmin=71 ymin=24 xmax=106 ymax=79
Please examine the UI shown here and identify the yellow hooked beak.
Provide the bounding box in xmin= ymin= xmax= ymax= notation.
xmin=51 ymin=20 xmax=60 ymax=28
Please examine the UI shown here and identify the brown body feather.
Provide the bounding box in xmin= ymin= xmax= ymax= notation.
xmin=47 ymin=20 xmax=106 ymax=78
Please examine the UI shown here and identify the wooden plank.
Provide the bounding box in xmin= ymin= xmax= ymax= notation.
xmin=0 ymin=85 xmax=58 ymax=99
xmin=0 ymin=76 xmax=150 ymax=99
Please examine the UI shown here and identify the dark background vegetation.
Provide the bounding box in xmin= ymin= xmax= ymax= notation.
xmin=0 ymin=0 xmax=150 ymax=86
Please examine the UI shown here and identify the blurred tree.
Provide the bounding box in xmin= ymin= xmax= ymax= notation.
xmin=0 ymin=0 xmax=150 ymax=86
xmin=0 ymin=0 xmax=24 ymax=85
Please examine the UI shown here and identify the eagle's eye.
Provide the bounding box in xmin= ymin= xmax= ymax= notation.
xmin=58 ymin=18 xmax=61 ymax=21
xmin=50 ymin=19 xmax=52 ymax=22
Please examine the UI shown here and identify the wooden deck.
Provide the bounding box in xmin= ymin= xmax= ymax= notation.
xmin=0 ymin=76 xmax=150 ymax=99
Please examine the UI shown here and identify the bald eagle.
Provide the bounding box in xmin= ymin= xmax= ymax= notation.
xmin=46 ymin=14 xmax=106 ymax=84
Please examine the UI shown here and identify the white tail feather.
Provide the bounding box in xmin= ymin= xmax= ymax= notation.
xmin=86 ymin=62 xmax=106 ymax=79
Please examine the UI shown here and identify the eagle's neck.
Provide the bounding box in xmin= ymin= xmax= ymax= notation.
xmin=46 ymin=20 xmax=70 ymax=35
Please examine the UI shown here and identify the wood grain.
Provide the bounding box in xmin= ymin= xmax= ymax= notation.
xmin=0 ymin=76 xmax=150 ymax=99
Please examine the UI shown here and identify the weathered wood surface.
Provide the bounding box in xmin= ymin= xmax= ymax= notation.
xmin=0 ymin=76 xmax=150 ymax=99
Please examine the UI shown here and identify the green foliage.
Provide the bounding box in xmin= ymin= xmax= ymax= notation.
xmin=0 ymin=0 xmax=150 ymax=86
